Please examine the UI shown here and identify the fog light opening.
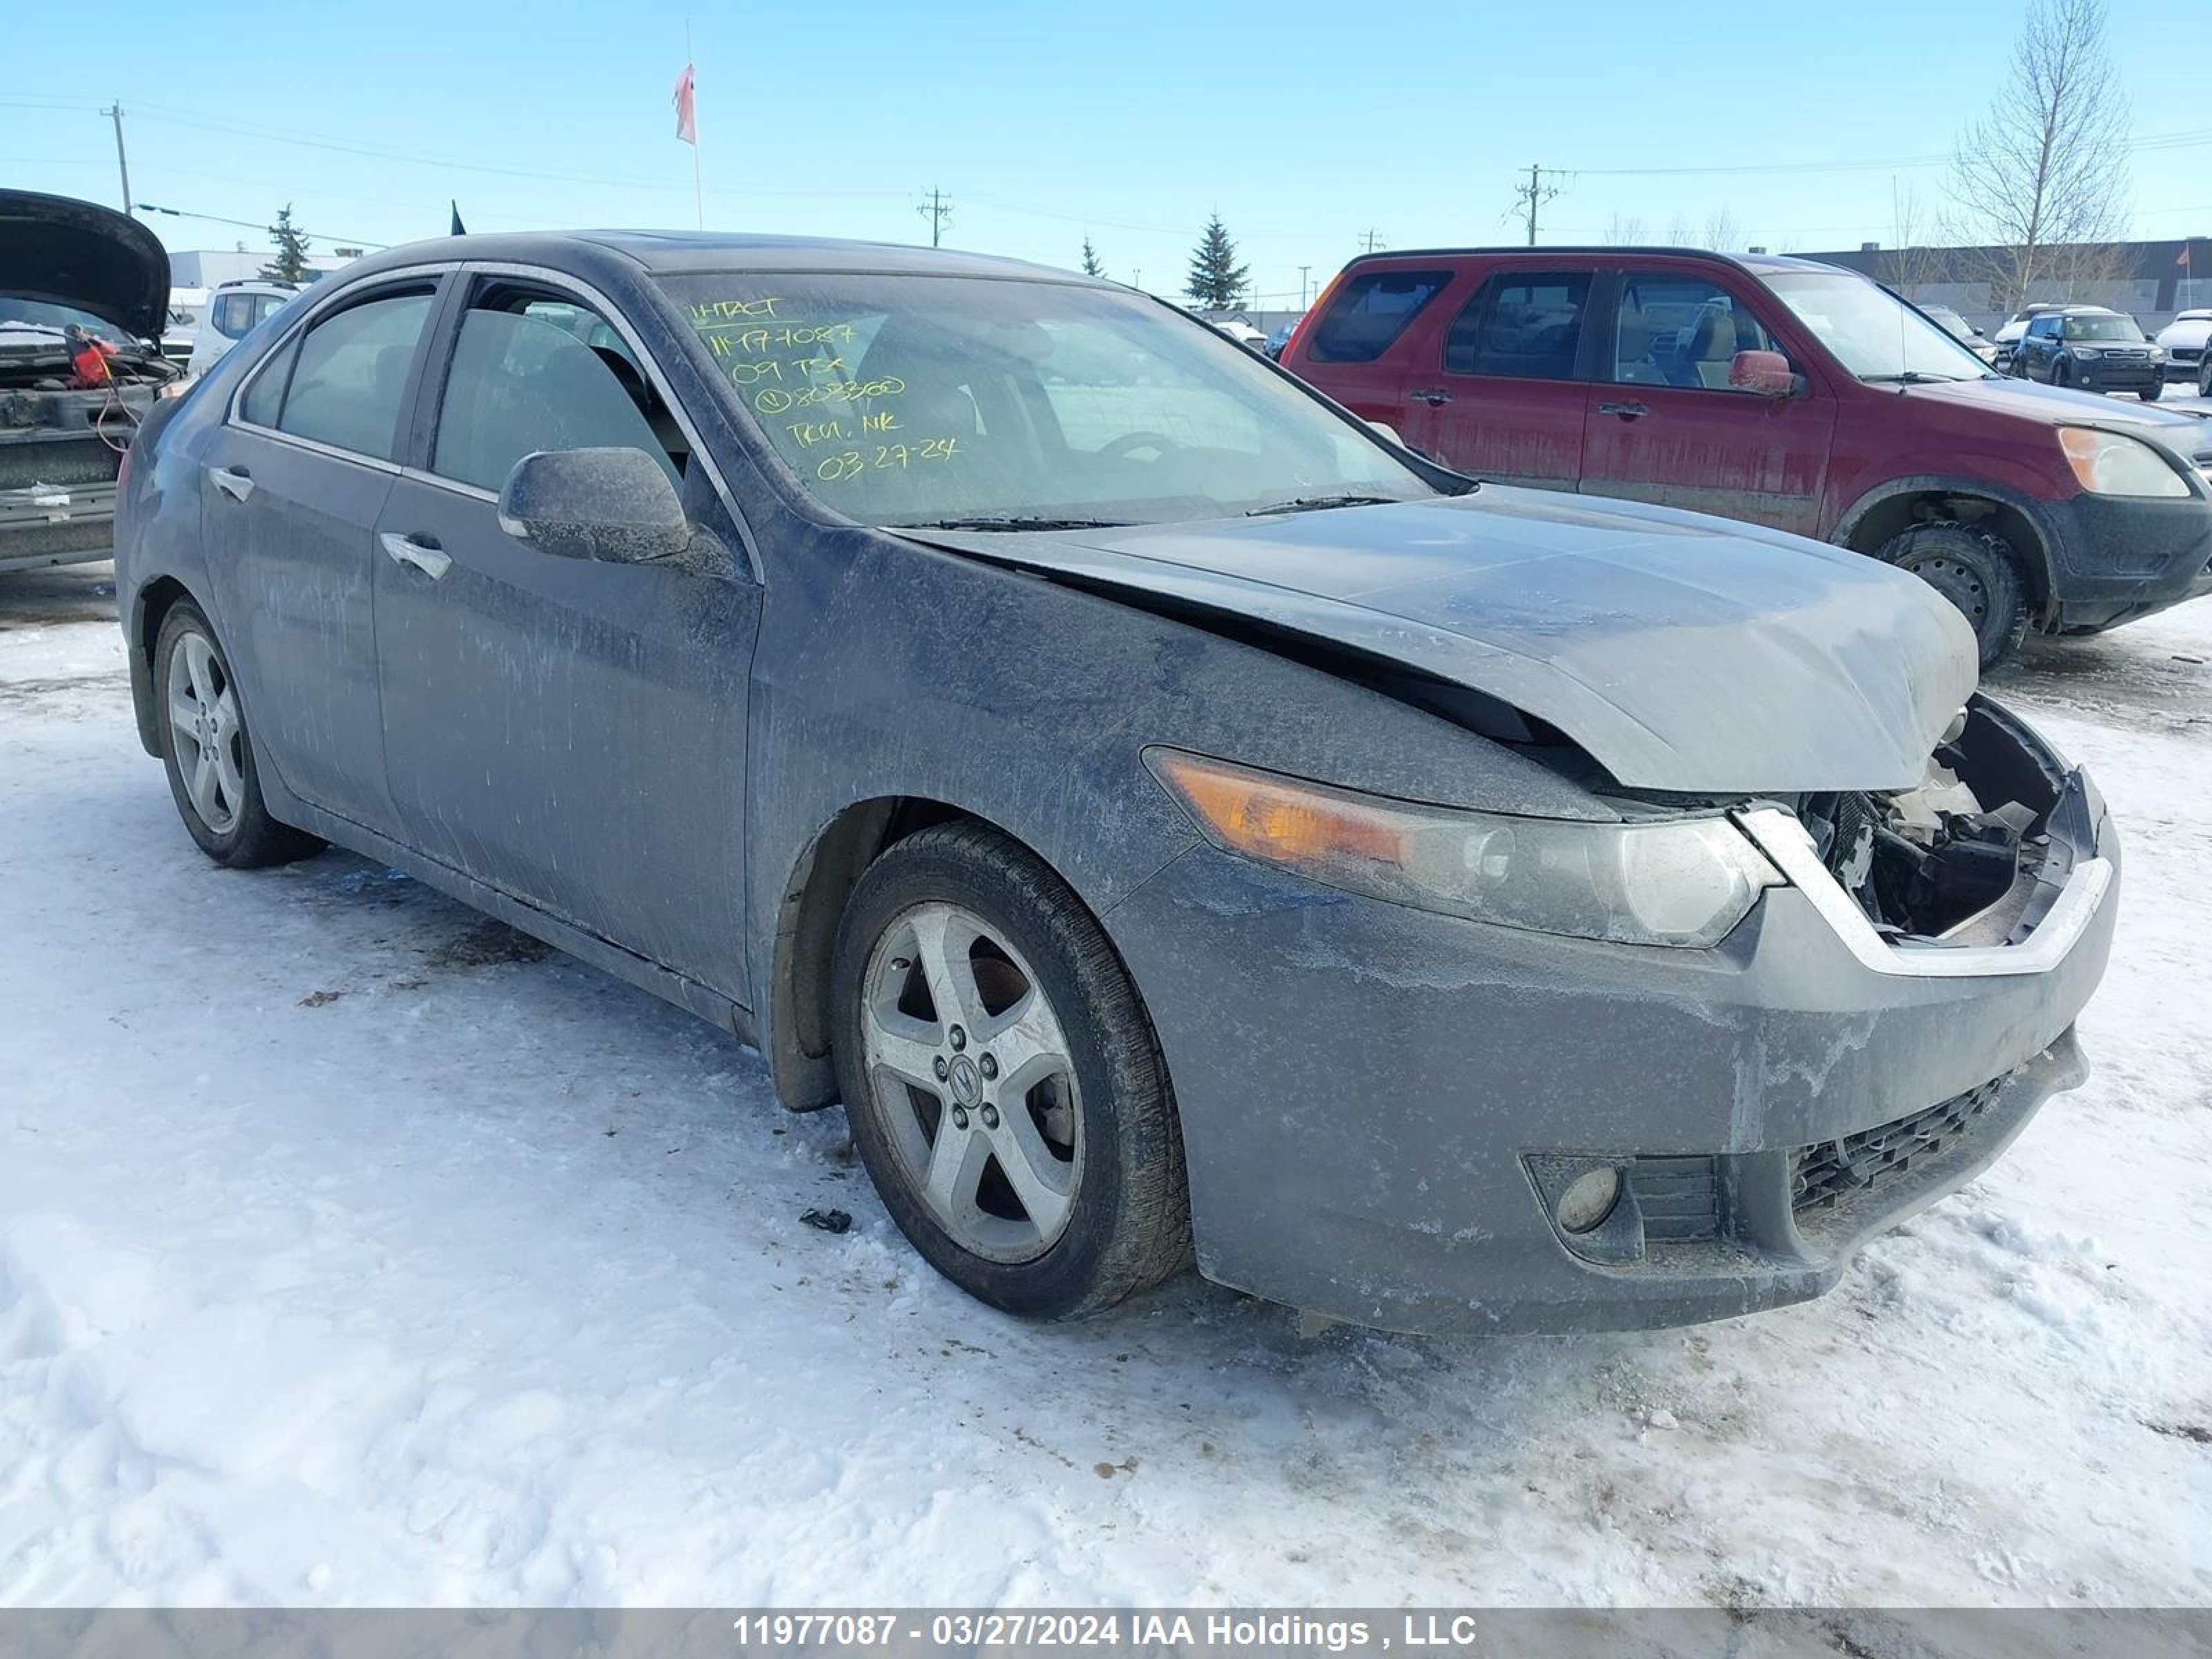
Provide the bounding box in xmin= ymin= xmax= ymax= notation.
xmin=1556 ymin=1167 xmax=1622 ymax=1235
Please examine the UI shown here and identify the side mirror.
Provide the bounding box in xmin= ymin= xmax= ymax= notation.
xmin=1729 ymin=348 xmax=1800 ymax=399
xmin=497 ymin=447 xmax=693 ymax=566
xmin=1367 ymin=420 xmax=1407 ymax=446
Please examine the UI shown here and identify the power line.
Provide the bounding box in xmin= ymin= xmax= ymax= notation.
xmin=134 ymin=201 xmax=390 ymax=252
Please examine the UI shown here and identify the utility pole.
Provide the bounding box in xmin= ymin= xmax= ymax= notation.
xmin=102 ymin=104 xmax=132 ymax=216
xmin=1298 ymin=264 xmax=1311 ymax=308
xmin=1511 ymin=164 xmax=1566 ymax=246
xmin=1358 ymin=229 xmax=1385 ymax=254
xmin=917 ymin=188 xmax=953 ymax=249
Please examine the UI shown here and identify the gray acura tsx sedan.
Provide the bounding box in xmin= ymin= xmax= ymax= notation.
xmin=111 ymin=228 xmax=2117 ymax=1335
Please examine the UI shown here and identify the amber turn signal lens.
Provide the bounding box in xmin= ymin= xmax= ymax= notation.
xmin=1147 ymin=751 xmax=1407 ymax=870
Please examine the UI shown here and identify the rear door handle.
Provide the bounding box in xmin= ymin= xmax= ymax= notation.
xmin=379 ymin=532 xmax=452 ymax=581
xmin=1597 ymin=401 xmax=1650 ymax=420
xmin=1408 ymin=388 xmax=1453 ymax=406
xmin=210 ymin=465 xmax=254 ymax=503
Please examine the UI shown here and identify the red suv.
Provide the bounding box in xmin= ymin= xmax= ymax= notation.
xmin=1281 ymin=249 xmax=2212 ymax=666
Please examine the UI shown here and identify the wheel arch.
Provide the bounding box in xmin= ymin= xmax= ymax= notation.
xmin=127 ymin=574 xmax=200 ymax=756
xmin=1835 ymin=476 xmax=2059 ymax=616
xmin=767 ymin=794 xmax=1082 ymax=1115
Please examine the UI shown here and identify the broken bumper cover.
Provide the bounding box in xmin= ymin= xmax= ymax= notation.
xmin=1108 ymin=769 xmax=2117 ymax=1336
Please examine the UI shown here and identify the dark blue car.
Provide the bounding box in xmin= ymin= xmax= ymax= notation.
xmin=114 ymin=229 xmax=2117 ymax=1334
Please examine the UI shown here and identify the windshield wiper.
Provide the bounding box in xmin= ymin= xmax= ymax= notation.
xmin=1244 ymin=493 xmax=1402 ymax=516
xmin=890 ymin=514 xmax=1134 ymax=532
xmin=1860 ymin=371 xmax=1971 ymax=384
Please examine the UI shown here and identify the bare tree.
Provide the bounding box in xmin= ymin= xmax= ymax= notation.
xmin=1603 ymin=212 xmax=1647 ymax=245
xmin=1944 ymin=0 xmax=2132 ymax=310
xmin=1884 ymin=185 xmax=1947 ymax=299
xmin=1701 ymin=207 xmax=1741 ymax=252
xmin=1663 ymin=212 xmax=1695 ymax=247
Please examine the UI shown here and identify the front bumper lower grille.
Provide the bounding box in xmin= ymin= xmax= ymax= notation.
xmin=1790 ymin=1078 xmax=2004 ymax=1218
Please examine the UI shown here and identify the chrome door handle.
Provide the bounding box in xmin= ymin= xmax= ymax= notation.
xmin=379 ymin=532 xmax=452 ymax=580
xmin=1597 ymin=400 xmax=1650 ymax=420
xmin=211 ymin=465 xmax=254 ymax=502
xmin=1409 ymin=388 xmax=1453 ymax=406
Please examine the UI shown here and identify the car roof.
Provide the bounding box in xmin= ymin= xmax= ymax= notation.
xmin=1334 ymin=245 xmax=1856 ymax=279
xmin=335 ymin=230 xmax=1105 ymax=287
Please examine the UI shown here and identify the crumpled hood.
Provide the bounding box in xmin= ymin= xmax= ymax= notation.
xmin=914 ymin=489 xmax=1978 ymax=794
xmin=0 ymin=189 xmax=171 ymax=341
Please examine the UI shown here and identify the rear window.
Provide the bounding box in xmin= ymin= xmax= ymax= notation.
xmin=1443 ymin=272 xmax=1591 ymax=380
xmin=1302 ymin=268 xmax=1453 ymax=363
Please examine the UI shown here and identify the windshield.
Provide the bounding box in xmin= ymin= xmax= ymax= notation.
xmin=1762 ymin=271 xmax=1991 ymax=382
xmin=2060 ymin=314 xmax=2145 ymax=342
xmin=661 ymin=272 xmax=1433 ymax=527
xmin=0 ymin=297 xmax=150 ymax=348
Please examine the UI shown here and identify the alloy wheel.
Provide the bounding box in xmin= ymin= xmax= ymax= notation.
xmin=166 ymin=630 xmax=245 ymax=836
xmin=859 ymin=901 xmax=1081 ymax=1262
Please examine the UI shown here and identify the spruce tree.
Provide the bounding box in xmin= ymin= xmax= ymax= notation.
xmin=1080 ymin=236 xmax=1106 ymax=279
xmin=1184 ymin=215 xmax=1248 ymax=310
xmin=261 ymin=205 xmax=312 ymax=283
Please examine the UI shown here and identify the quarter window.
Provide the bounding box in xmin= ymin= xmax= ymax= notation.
xmin=429 ymin=298 xmax=682 ymax=493
xmin=1304 ymin=269 xmax=1454 ymax=364
xmin=1611 ymin=274 xmax=1783 ymax=390
xmin=273 ymin=290 xmax=435 ymax=461
xmin=1443 ymin=272 xmax=1590 ymax=380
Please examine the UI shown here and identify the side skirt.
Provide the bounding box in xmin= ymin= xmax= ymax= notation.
xmin=280 ymin=797 xmax=758 ymax=1050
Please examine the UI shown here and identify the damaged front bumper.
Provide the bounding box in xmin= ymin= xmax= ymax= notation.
xmin=1106 ymin=709 xmax=2118 ymax=1336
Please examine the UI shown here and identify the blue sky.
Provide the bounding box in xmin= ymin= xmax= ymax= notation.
xmin=5 ymin=0 xmax=2206 ymax=306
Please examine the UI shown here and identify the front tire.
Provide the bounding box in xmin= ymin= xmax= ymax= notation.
xmin=2199 ymin=358 xmax=2212 ymax=399
xmin=1875 ymin=522 xmax=2030 ymax=671
xmin=830 ymin=821 xmax=1190 ymax=1320
xmin=2141 ymin=376 xmax=2164 ymax=403
xmin=153 ymin=602 xmax=324 ymax=868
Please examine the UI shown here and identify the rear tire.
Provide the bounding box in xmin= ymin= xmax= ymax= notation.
xmin=830 ymin=821 xmax=1190 ymax=1320
xmin=1875 ymin=522 xmax=2030 ymax=671
xmin=153 ymin=602 xmax=325 ymax=868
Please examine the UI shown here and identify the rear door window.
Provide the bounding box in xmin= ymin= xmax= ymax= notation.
xmin=1304 ymin=269 xmax=1454 ymax=363
xmin=1443 ymin=272 xmax=1591 ymax=380
xmin=274 ymin=290 xmax=436 ymax=460
xmin=1611 ymin=273 xmax=1783 ymax=389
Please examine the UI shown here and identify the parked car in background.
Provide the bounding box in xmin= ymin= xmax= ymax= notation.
xmin=2011 ymin=306 xmax=2168 ymax=400
xmin=1989 ymin=303 xmax=2066 ymax=375
xmin=1280 ymin=247 xmax=2212 ymax=667
xmin=1921 ymin=302 xmax=1998 ymax=365
xmin=1 ymin=189 xmax=180 ymax=573
xmin=184 ymin=278 xmax=301 ymax=378
xmin=2153 ymin=308 xmax=2211 ymax=378
xmin=113 ymin=230 xmax=2116 ymax=1336
xmin=1206 ymin=317 xmax=1267 ymax=350
xmin=1264 ymin=322 xmax=1295 ymax=359
xmin=161 ymin=287 xmax=207 ymax=369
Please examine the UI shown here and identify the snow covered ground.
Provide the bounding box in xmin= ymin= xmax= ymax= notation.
xmin=1 ymin=565 xmax=2209 ymax=1609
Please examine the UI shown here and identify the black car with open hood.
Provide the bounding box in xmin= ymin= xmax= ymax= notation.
xmin=1 ymin=189 xmax=180 ymax=574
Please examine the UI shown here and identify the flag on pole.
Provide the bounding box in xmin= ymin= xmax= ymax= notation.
xmin=673 ymin=64 xmax=697 ymax=145
xmin=2180 ymin=245 xmax=2192 ymax=268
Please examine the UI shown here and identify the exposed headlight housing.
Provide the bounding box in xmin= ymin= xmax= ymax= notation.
xmin=2059 ymin=427 xmax=2191 ymax=498
xmin=1145 ymin=750 xmax=1781 ymax=948
xmin=2070 ymin=346 xmax=2103 ymax=359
